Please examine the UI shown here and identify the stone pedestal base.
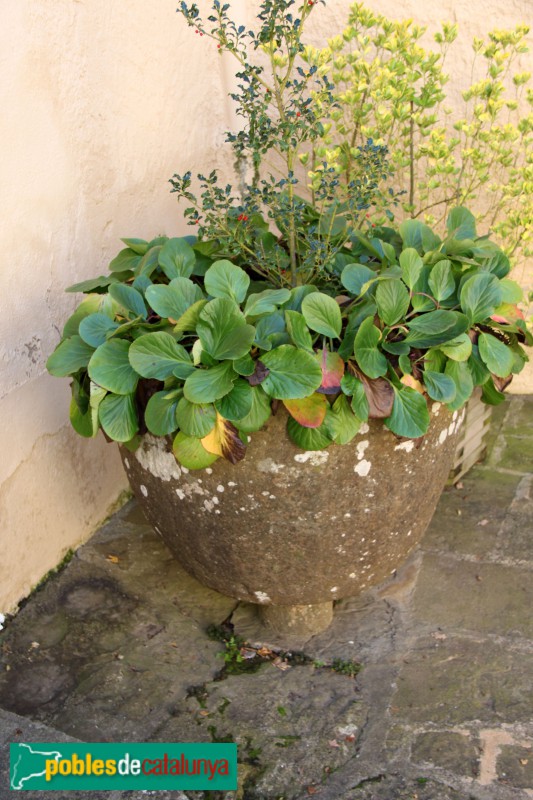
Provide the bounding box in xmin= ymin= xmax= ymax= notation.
xmin=260 ymin=602 xmax=334 ymax=639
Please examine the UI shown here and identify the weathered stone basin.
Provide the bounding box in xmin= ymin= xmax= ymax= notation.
xmin=121 ymin=404 xmax=464 ymax=619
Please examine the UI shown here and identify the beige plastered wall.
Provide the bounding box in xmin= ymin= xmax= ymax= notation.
xmin=0 ymin=0 xmax=530 ymax=614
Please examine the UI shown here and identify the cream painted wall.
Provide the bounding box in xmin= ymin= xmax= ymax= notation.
xmin=0 ymin=0 xmax=530 ymax=613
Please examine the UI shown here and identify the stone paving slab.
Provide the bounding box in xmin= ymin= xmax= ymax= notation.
xmin=0 ymin=395 xmax=532 ymax=800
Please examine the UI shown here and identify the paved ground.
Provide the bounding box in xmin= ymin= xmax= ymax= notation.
xmin=0 ymin=396 xmax=531 ymax=800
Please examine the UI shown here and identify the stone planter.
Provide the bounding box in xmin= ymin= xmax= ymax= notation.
xmin=121 ymin=404 xmax=464 ymax=636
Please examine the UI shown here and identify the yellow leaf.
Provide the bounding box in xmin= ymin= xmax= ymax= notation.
xmin=106 ymin=554 xmax=119 ymax=563
xmin=401 ymin=374 xmax=425 ymax=394
xmin=201 ymin=411 xmax=246 ymax=464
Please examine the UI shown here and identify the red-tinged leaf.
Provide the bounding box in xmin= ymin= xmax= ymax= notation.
xmin=246 ymin=359 xmax=270 ymax=386
xmin=201 ymin=411 xmax=246 ymax=464
xmin=491 ymin=303 xmax=525 ymax=324
xmin=315 ymin=348 xmax=345 ymax=394
xmin=352 ymin=366 xmax=394 ymax=418
xmin=283 ymin=393 xmax=328 ymax=428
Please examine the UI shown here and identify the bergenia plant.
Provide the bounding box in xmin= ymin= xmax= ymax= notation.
xmin=46 ymin=0 xmax=531 ymax=470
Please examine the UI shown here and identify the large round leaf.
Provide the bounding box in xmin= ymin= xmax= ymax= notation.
xmin=78 ymin=313 xmax=119 ymax=348
xmin=173 ymin=432 xmax=218 ymax=470
xmin=88 ymin=339 xmax=139 ymax=395
xmin=215 ymin=379 xmax=253 ymax=421
xmin=183 ymin=361 xmax=237 ymax=404
xmin=99 ymin=393 xmax=139 ymax=442
xmin=158 ymin=238 xmax=196 ymax=280
xmin=244 ymin=288 xmax=291 ymax=317
xmin=129 ymin=332 xmax=193 ymax=380
xmin=197 ymin=297 xmax=256 ymax=361
xmin=46 ymin=335 xmax=95 ymax=377
xmin=460 ymin=273 xmax=503 ymax=324
xmin=324 ymin=395 xmax=361 ymax=444
xmin=144 ymin=390 xmax=181 ymax=436
xmin=404 ymin=310 xmax=469 ymax=348
xmin=261 ymin=345 xmax=323 ymax=400
xmin=445 ymin=360 xmax=474 ymax=411
xmin=301 ymin=293 xmax=342 ymax=339
xmin=175 ymin=398 xmax=217 ymax=437
xmin=478 ymin=332 xmax=514 ymax=378
xmin=286 ymin=417 xmax=332 ymax=450
xmin=375 ymin=279 xmax=410 ymax=326
xmin=108 ymin=283 xmax=147 ymax=319
xmin=341 ymin=263 xmax=376 ymax=297
xmin=353 ymin=317 xmax=388 ymax=379
xmin=385 ymin=385 xmax=430 ymax=438
xmin=204 ymin=260 xmax=250 ymax=304
xmin=422 ymin=371 xmax=457 ymax=403
xmin=234 ymin=387 xmax=272 ymax=433
xmin=145 ymin=278 xmax=204 ymax=321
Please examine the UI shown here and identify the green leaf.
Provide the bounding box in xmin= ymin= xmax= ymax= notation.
xmin=283 ymin=285 xmax=318 ymax=311
xmin=159 ymin=238 xmax=196 ymax=279
xmin=350 ymin=378 xmax=370 ymax=421
xmin=172 ymin=299 xmax=208 ymax=334
xmin=63 ymin=296 xmax=114 ymax=338
xmin=428 ymin=260 xmax=456 ymax=302
xmin=422 ymin=371 xmax=457 ymax=403
xmin=145 ymin=390 xmax=181 ymax=436
xmin=183 ymin=361 xmax=237 ymax=404
xmin=128 ymin=332 xmax=193 ymax=380
xmin=197 ymin=297 xmax=256 ymax=360
xmin=285 ymin=310 xmax=314 ymax=351
xmin=233 ymin=353 xmax=256 ymax=376
xmin=499 ymin=278 xmax=523 ymax=304
xmin=341 ymin=264 xmax=376 ymax=296
xmin=145 ymin=278 xmax=204 ymax=320
xmin=175 ymin=397 xmax=217 ymax=437
xmin=468 ymin=345 xmax=491 ymax=386
xmin=121 ymin=238 xmax=149 ymax=255
xmin=261 ymin=345 xmax=323 ymax=399
xmin=205 ymin=259 xmax=250 ymax=304
xmin=439 ymin=333 xmax=472 ymax=362
xmin=173 ymin=432 xmax=219 ymax=470
xmin=353 ymin=317 xmax=388 ymax=379
xmin=375 ymin=279 xmax=410 ymax=326
xmin=445 ymin=360 xmax=474 ymax=411
xmin=78 ymin=313 xmax=119 ymax=348
xmin=286 ymin=417 xmax=332 ymax=450
xmin=399 ymin=248 xmax=424 ymax=289
xmin=244 ymin=288 xmax=292 ymax=317
xmin=99 ymin=393 xmax=139 ymax=442
xmin=385 ymin=386 xmax=430 ymax=438
xmin=132 ymin=274 xmax=152 ymax=295
xmin=446 ymin=206 xmax=476 ymax=240
xmin=88 ymin=339 xmax=139 ymax=395
xmin=478 ymin=333 xmax=514 ymax=378
xmin=324 ymin=395 xmax=361 ymax=444
xmin=46 ymin=335 xmax=95 ymax=377
xmin=234 ymin=387 xmax=272 ymax=433
xmin=460 ymin=273 xmax=503 ymax=324
xmin=399 ymin=219 xmax=427 ymax=250
xmin=65 ymin=275 xmax=117 ymax=294
xmin=109 ymin=248 xmax=142 ymax=274
xmin=108 ymin=283 xmax=147 ymax=320
xmin=301 ymin=293 xmax=342 ymax=339
xmin=254 ymin=312 xmax=287 ymax=351
xmin=137 ymin=246 xmax=163 ymax=278
xmin=405 ymin=310 xmax=469 ymax=348
xmin=215 ymin=379 xmax=253 ymax=421
xmin=481 ymin=376 xmax=507 ymax=405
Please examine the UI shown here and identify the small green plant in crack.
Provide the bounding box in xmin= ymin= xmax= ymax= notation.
xmin=331 ymin=658 xmax=362 ymax=677
xmin=186 ymin=684 xmax=209 ymax=708
xmin=207 ymin=724 xmax=235 ymax=744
